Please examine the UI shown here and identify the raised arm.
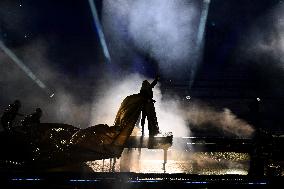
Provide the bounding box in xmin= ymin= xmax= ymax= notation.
xmin=150 ymin=76 xmax=160 ymax=88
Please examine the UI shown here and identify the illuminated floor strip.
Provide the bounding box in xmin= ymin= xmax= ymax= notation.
xmin=69 ymin=179 xmax=99 ymax=182
xmin=9 ymin=177 xmax=268 ymax=185
xmin=11 ymin=178 xmax=42 ymax=181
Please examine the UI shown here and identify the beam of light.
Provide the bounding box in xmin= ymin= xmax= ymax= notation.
xmin=189 ymin=0 xmax=211 ymax=89
xmin=196 ymin=0 xmax=211 ymax=49
xmin=0 ymin=40 xmax=55 ymax=98
xmin=88 ymin=0 xmax=111 ymax=63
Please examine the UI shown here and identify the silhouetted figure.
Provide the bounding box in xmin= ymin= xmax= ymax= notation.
xmin=140 ymin=76 xmax=160 ymax=136
xmin=21 ymin=108 xmax=42 ymax=128
xmin=1 ymin=100 xmax=23 ymax=132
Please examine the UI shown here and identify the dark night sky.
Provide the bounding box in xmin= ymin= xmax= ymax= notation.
xmin=0 ymin=0 xmax=284 ymax=131
xmin=1 ymin=0 xmax=102 ymax=75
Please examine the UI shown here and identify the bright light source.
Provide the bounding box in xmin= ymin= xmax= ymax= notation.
xmin=256 ymin=97 xmax=261 ymax=102
xmin=186 ymin=96 xmax=191 ymax=100
xmin=225 ymin=169 xmax=247 ymax=175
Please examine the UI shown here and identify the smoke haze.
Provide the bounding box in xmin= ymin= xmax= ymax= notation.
xmin=0 ymin=39 xmax=93 ymax=128
xmin=185 ymin=103 xmax=254 ymax=138
xmin=102 ymin=0 xmax=200 ymax=77
xmin=0 ymin=39 xmax=254 ymax=138
xmin=0 ymin=0 xmax=255 ymax=139
xmin=91 ymin=74 xmax=254 ymax=138
xmin=90 ymin=74 xmax=190 ymax=137
xmin=240 ymin=3 xmax=284 ymax=69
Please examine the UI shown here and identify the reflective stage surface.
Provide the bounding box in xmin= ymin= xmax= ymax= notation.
xmin=86 ymin=150 xmax=250 ymax=175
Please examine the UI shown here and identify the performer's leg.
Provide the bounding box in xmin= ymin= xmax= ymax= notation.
xmin=141 ymin=109 xmax=146 ymax=136
xmin=146 ymin=102 xmax=159 ymax=136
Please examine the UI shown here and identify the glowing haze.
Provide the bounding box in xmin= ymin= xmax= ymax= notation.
xmin=90 ymin=74 xmax=254 ymax=138
xmin=185 ymin=104 xmax=254 ymax=138
xmin=90 ymin=74 xmax=190 ymax=137
xmin=102 ymin=0 xmax=200 ymax=76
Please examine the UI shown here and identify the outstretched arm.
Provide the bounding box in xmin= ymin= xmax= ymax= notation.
xmin=150 ymin=75 xmax=160 ymax=88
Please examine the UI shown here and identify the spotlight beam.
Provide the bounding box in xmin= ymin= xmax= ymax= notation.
xmin=189 ymin=0 xmax=211 ymax=89
xmin=88 ymin=0 xmax=111 ymax=63
xmin=196 ymin=0 xmax=211 ymax=48
xmin=0 ymin=40 xmax=54 ymax=98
